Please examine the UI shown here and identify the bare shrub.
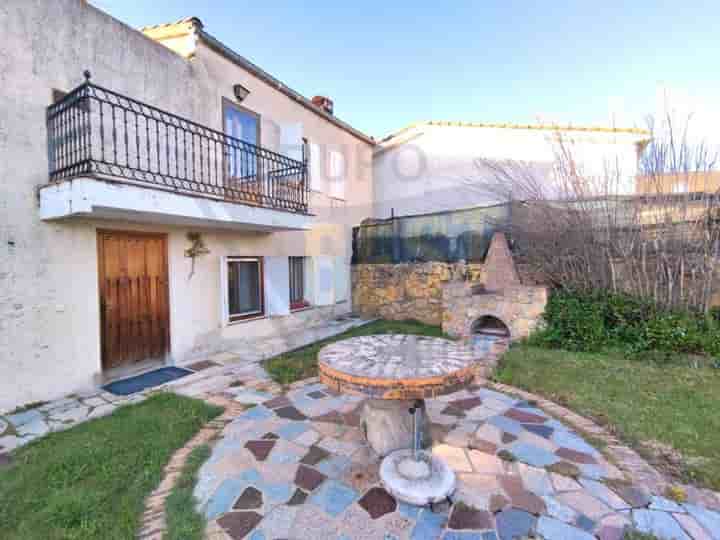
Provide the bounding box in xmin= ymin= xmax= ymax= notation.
xmin=476 ymin=116 xmax=720 ymax=312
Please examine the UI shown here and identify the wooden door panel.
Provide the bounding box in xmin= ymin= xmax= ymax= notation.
xmin=98 ymin=231 xmax=169 ymax=370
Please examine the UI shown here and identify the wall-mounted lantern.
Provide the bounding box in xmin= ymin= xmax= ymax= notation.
xmin=233 ymin=83 xmax=250 ymax=102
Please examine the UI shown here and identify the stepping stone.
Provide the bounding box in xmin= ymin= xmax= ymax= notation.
xmin=541 ymin=495 xmax=578 ymax=523
xmin=510 ymin=491 xmax=546 ymax=515
xmin=343 ymin=410 xmax=361 ymax=427
xmin=579 ymin=478 xmax=630 ymax=510
xmin=274 ymin=406 xmax=307 ymax=421
xmin=307 ymin=391 xmax=327 ymax=399
xmin=449 ymin=397 xmax=483 ymax=411
xmin=501 ymin=433 xmax=517 ymax=444
xmin=206 ymin=478 xmax=247 ymax=519
xmin=263 ymin=396 xmax=291 ymax=409
xmin=448 ymin=503 xmax=493 ymax=529
xmin=547 ymin=460 xmax=581 ymax=479
xmin=312 ymin=411 xmax=344 ymax=424
xmin=489 ymin=494 xmax=510 ymax=513
xmin=684 ymin=503 xmax=720 ymax=536
xmin=649 ymin=495 xmax=684 ymax=513
xmin=611 ymin=484 xmax=650 ymax=508
xmin=596 ymin=525 xmax=626 ymax=540
xmin=441 ymin=405 xmax=466 ymax=418
xmin=575 ymin=513 xmax=595 ymax=532
xmin=300 ymin=445 xmax=330 ymax=466
xmin=488 ymin=415 xmax=524 ymax=436
xmin=505 ymin=408 xmax=547 ymax=424
xmin=508 ymin=442 xmax=559 ymax=468
xmin=411 ymin=509 xmax=447 ymax=540
xmin=673 ymin=513 xmax=714 ymax=540
xmin=276 ymin=422 xmax=310 ymax=441
xmin=556 ymin=447 xmax=598 ymax=464
xmin=245 ymin=440 xmax=276 ymax=461
xmin=286 ymin=488 xmax=308 ymax=506
xmin=233 ymin=486 xmax=263 ymax=510
xmin=499 ymin=475 xmax=525 ymax=497
xmin=6 ymin=409 xmax=43 ymax=427
xmin=444 ymin=532 xmax=497 ymax=540
xmin=524 ymin=424 xmax=554 ymax=439
xmin=536 ymin=516 xmax=595 ymax=540
xmin=633 ymin=509 xmax=691 ymax=540
xmin=469 ymin=439 xmax=498 ymax=455
xmin=495 ymin=508 xmax=536 ymax=540
xmin=357 ymin=486 xmax=397 ymax=519
xmin=217 ymin=511 xmax=263 ymax=539
xmin=315 ymin=455 xmax=352 ymax=478
xmin=294 ymin=465 xmax=326 ymax=491
xmin=308 ymin=480 xmax=358 ymax=517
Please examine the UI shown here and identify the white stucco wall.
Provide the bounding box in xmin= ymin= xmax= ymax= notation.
xmin=373 ymin=124 xmax=646 ymax=218
xmin=0 ymin=0 xmax=373 ymax=411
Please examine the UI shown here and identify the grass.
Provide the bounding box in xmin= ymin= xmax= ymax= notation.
xmin=164 ymin=444 xmax=212 ymax=540
xmin=0 ymin=393 xmax=223 ymax=540
xmin=264 ymin=319 xmax=445 ymax=384
xmin=494 ymin=345 xmax=720 ymax=490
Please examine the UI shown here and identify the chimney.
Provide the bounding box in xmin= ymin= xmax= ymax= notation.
xmin=312 ymin=95 xmax=334 ymax=115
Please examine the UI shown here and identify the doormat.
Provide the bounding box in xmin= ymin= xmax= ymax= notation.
xmin=102 ymin=367 xmax=193 ymax=396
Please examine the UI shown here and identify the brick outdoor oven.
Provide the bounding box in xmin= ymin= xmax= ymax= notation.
xmin=441 ymin=233 xmax=548 ymax=341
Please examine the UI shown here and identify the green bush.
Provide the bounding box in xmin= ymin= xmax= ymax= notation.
xmin=532 ymin=289 xmax=720 ymax=359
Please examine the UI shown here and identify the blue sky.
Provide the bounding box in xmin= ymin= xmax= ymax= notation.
xmin=95 ymin=0 xmax=720 ymax=140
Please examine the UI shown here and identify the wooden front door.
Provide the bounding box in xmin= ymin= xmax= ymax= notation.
xmin=98 ymin=230 xmax=170 ymax=370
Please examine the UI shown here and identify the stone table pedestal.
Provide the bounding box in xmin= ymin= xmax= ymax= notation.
xmin=361 ymin=399 xmax=431 ymax=457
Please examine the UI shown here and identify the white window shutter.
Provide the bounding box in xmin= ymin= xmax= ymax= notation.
xmin=303 ymin=256 xmax=316 ymax=305
xmin=219 ymin=256 xmax=229 ymax=326
xmin=334 ymin=256 xmax=349 ymax=303
xmin=262 ymin=117 xmax=281 ymax=152
xmin=309 ymin=143 xmax=323 ymax=192
xmin=328 ymin=149 xmax=346 ymax=199
xmin=279 ymin=123 xmax=304 ymax=161
xmin=313 ymin=255 xmax=335 ymax=305
xmin=264 ymin=256 xmax=290 ymax=316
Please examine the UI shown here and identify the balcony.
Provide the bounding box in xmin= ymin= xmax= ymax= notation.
xmin=39 ymin=76 xmax=312 ymax=231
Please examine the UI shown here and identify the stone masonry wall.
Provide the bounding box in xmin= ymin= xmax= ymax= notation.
xmin=351 ymin=262 xmax=485 ymax=326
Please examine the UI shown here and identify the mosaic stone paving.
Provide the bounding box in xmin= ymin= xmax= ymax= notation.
xmin=197 ymin=380 xmax=720 ymax=540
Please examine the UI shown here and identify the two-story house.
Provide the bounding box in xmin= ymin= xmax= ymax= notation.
xmin=0 ymin=1 xmax=374 ymax=411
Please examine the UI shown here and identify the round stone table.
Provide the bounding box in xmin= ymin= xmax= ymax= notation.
xmin=318 ymin=334 xmax=485 ymax=505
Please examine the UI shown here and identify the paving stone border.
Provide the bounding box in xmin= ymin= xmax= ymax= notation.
xmin=136 ymin=395 xmax=252 ymax=540
xmin=489 ymin=381 xmax=720 ymax=512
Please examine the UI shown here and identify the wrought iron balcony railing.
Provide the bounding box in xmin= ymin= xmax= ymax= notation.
xmin=46 ymin=74 xmax=310 ymax=214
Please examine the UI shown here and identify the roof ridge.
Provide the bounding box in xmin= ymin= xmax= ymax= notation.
xmin=380 ymin=120 xmax=651 ymax=143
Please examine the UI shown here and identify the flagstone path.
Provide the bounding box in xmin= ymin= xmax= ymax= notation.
xmin=195 ymin=375 xmax=720 ymax=540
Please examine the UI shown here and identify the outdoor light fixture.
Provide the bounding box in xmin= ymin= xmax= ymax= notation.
xmin=233 ymin=83 xmax=250 ymax=102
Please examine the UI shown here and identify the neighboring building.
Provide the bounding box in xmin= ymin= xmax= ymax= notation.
xmin=372 ymin=121 xmax=650 ymax=218
xmin=636 ymin=172 xmax=720 ymax=194
xmin=0 ymin=1 xmax=374 ymax=411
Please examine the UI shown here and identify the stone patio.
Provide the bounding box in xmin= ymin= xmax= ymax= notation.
xmin=193 ymin=374 xmax=720 ymax=540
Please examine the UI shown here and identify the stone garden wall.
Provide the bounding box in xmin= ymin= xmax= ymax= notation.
xmin=351 ymin=262 xmax=485 ymax=326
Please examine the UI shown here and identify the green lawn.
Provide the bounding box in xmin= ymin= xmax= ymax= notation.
xmin=164 ymin=444 xmax=212 ymax=540
xmin=494 ymin=345 xmax=720 ymax=490
xmin=0 ymin=393 xmax=222 ymax=540
xmin=264 ymin=319 xmax=445 ymax=384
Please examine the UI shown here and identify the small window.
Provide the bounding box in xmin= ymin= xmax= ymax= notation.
xmin=227 ymin=257 xmax=264 ymax=321
xmin=289 ymin=256 xmax=310 ymax=310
